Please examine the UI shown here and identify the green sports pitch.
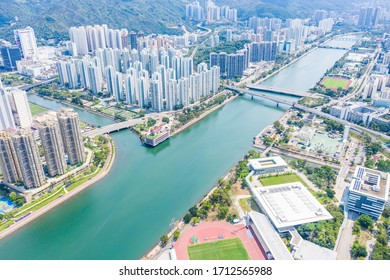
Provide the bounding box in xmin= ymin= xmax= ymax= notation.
xmin=187 ymin=237 xmax=250 ymax=260
xmin=320 ymin=77 xmax=350 ymax=90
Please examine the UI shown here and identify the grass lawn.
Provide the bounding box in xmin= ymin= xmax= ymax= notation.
xmin=260 ymin=173 xmax=308 ymax=187
xmin=29 ymin=103 xmax=48 ymax=116
xmin=321 ymin=77 xmax=350 ymax=90
xmin=188 ymin=237 xmax=250 ymax=260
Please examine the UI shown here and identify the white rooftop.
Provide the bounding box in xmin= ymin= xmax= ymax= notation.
xmin=249 ymin=211 xmax=293 ymax=260
xmin=294 ymin=240 xmax=337 ymax=260
xmin=249 ymin=156 xmax=288 ymax=170
xmin=253 ymin=182 xmax=333 ymax=230
xmin=349 ymin=166 xmax=389 ymax=201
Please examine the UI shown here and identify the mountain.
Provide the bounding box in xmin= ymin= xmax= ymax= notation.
xmin=0 ymin=0 xmax=364 ymax=42
xmin=0 ymin=0 xmax=186 ymax=41
xmin=215 ymin=0 xmax=362 ymax=19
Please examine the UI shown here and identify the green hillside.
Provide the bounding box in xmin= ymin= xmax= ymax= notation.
xmin=215 ymin=0 xmax=363 ymax=19
xmin=0 ymin=0 xmax=364 ymax=42
xmin=0 ymin=0 xmax=186 ymax=41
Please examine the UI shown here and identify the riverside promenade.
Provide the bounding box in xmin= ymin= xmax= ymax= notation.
xmin=0 ymin=137 xmax=116 ymax=241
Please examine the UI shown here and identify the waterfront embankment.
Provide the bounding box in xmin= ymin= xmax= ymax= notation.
xmin=0 ymin=137 xmax=116 ymax=241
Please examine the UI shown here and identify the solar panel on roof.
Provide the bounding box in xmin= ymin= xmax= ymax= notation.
xmin=356 ymin=167 xmax=364 ymax=179
xmin=353 ymin=180 xmax=361 ymax=190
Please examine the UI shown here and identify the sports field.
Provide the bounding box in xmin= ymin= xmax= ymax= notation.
xmin=320 ymin=76 xmax=351 ymax=90
xmin=188 ymin=237 xmax=250 ymax=260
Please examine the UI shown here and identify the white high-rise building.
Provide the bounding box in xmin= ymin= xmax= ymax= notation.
xmin=151 ymin=73 xmax=163 ymax=112
xmin=14 ymin=27 xmax=38 ymax=59
xmin=6 ymin=88 xmax=33 ymax=129
xmin=69 ymin=27 xmax=89 ymax=56
xmin=0 ymin=80 xmax=16 ymax=131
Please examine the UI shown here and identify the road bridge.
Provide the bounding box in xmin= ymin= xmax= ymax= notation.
xmin=318 ymin=45 xmax=350 ymax=50
xmin=246 ymin=84 xmax=310 ymax=97
xmin=20 ymin=78 xmax=57 ymax=91
xmin=225 ymin=85 xmax=295 ymax=107
xmin=83 ymin=118 xmax=144 ymax=138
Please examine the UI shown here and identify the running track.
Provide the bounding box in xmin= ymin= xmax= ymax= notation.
xmin=174 ymin=221 xmax=267 ymax=260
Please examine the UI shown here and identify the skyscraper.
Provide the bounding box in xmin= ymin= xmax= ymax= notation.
xmin=14 ymin=27 xmax=38 ymax=59
xmin=0 ymin=131 xmax=22 ymax=184
xmin=1 ymin=45 xmax=22 ymax=71
xmin=129 ymin=31 xmax=138 ymax=50
xmin=57 ymin=109 xmax=85 ymax=165
xmin=6 ymin=88 xmax=33 ymax=129
xmin=38 ymin=117 xmax=67 ymax=177
xmin=12 ymin=129 xmax=45 ymax=189
xmin=0 ymin=80 xmax=16 ymax=131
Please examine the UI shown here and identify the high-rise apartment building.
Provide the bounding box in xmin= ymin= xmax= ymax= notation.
xmin=0 ymin=131 xmax=22 ymax=184
xmin=12 ymin=129 xmax=45 ymax=189
xmin=38 ymin=117 xmax=67 ymax=177
xmin=6 ymin=88 xmax=33 ymax=129
xmin=0 ymin=81 xmax=16 ymax=131
xmin=14 ymin=27 xmax=38 ymax=59
xmin=57 ymin=109 xmax=85 ymax=165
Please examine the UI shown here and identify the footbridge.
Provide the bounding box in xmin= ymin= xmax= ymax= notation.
xmin=225 ymin=85 xmax=295 ymax=107
xmin=83 ymin=118 xmax=144 ymax=138
xmin=246 ymin=84 xmax=310 ymax=97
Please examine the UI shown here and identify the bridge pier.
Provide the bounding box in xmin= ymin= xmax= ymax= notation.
xmin=251 ymin=95 xmax=254 ymax=100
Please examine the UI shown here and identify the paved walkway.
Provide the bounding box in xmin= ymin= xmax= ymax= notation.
xmin=174 ymin=221 xmax=267 ymax=260
xmin=0 ymin=138 xmax=115 ymax=240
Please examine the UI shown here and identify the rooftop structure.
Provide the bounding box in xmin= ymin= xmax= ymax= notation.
xmin=251 ymin=182 xmax=333 ymax=231
xmin=248 ymin=211 xmax=293 ymax=260
xmin=348 ymin=166 xmax=389 ymax=219
xmin=248 ymin=156 xmax=288 ymax=175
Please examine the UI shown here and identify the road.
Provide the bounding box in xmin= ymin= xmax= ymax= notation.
xmin=336 ymin=212 xmax=359 ymax=260
xmin=189 ymin=23 xmax=212 ymax=59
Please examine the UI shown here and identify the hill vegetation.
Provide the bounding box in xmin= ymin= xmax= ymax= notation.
xmin=0 ymin=0 xmax=186 ymax=41
xmin=0 ymin=0 xmax=365 ymax=42
xmin=215 ymin=0 xmax=363 ymax=20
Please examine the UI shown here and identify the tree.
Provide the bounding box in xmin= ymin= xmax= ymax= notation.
xmin=183 ymin=212 xmax=192 ymax=224
xmin=217 ymin=205 xmax=229 ymax=220
xmin=189 ymin=206 xmax=198 ymax=217
xmin=352 ymin=242 xmax=367 ymax=258
xmin=8 ymin=192 xmax=17 ymax=202
xmin=192 ymin=217 xmax=200 ymax=225
xmin=160 ymin=234 xmax=169 ymax=246
xmin=382 ymin=207 xmax=390 ymax=219
xmin=138 ymin=110 xmax=146 ymax=117
xmin=356 ymin=214 xmax=374 ymax=230
xmin=173 ymin=230 xmax=180 ymax=240
xmin=318 ymin=165 xmax=336 ymax=188
xmin=162 ymin=117 xmax=170 ymax=123
xmin=325 ymin=188 xmax=335 ymax=199
xmin=377 ymin=160 xmax=390 ymax=173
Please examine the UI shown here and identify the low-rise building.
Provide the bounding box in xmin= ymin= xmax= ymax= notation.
xmin=248 ymin=156 xmax=288 ymax=175
xmin=347 ymin=166 xmax=390 ymax=219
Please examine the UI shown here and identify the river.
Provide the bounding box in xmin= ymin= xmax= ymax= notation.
xmin=0 ymin=36 xmax=357 ymax=259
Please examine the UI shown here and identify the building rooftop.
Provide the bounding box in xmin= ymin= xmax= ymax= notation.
xmin=294 ymin=240 xmax=337 ymax=260
xmin=253 ymin=182 xmax=333 ymax=230
xmin=349 ymin=166 xmax=389 ymax=201
xmin=249 ymin=211 xmax=293 ymax=260
xmin=248 ymin=156 xmax=288 ymax=170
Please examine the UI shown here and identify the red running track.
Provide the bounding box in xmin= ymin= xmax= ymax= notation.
xmin=174 ymin=221 xmax=267 ymax=260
